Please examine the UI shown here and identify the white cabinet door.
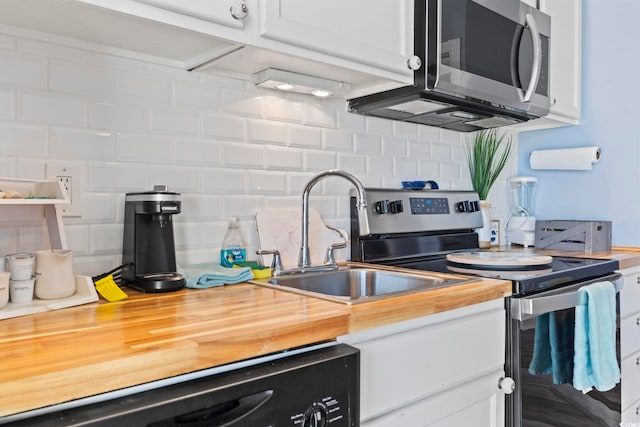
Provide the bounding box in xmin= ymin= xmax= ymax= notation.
xmin=510 ymin=0 xmax=582 ymax=131
xmin=133 ymin=0 xmax=246 ymax=29
xmin=540 ymin=0 xmax=582 ymax=123
xmin=340 ymin=298 xmax=506 ymax=426
xmin=258 ymin=0 xmax=413 ymax=76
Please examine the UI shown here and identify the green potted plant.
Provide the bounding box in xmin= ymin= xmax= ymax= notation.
xmin=465 ymin=129 xmax=512 ymax=247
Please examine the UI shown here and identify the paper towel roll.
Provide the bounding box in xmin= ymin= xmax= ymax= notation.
xmin=529 ymin=146 xmax=601 ymax=170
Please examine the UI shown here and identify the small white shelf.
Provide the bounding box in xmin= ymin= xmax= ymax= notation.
xmin=0 ymin=276 xmax=99 ymax=320
xmin=0 ymin=177 xmax=70 ymax=249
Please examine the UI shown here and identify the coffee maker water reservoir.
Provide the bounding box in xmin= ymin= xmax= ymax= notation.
xmin=122 ymin=185 xmax=185 ymax=292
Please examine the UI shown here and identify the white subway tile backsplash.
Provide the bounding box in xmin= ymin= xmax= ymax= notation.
xmin=117 ymin=133 xmax=172 ymax=163
xmin=288 ymin=125 xmax=322 ymax=149
xmin=0 ymin=123 xmax=47 ymax=156
xmin=324 ymin=129 xmax=353 ymax=152
xmin=51 ymin=127 xmax=116 ymax=160
xmin=223 ymin=142 xmax=264 ymax=168
xmin=382 ymin=136 xmax=408 ymax=157
xmin=395 ymin=158 xmax=419 ymax=178
xmin=354 ymin=133 xmax=382 ymax=156
xmin=248 ymin=119 xmax=286 ymax=144
xmin=248 ymin=171 xmax=287 ymax=194
xmin=90 ymin=162 xmax=147 ymax=191
xmin=202 ymin=168 xmax=246 ymax=194
xmin=203 ymin=113 xmax=245 ymax=140
xmin=264 ymin=95 xmax=304 ymax=123
xmin=366 ymin=116 xmax=393 ymax=136
xmin=90 ymin=224 xmax=124 ymax=254
xmin=149 ymin=165 xmax=200 ymax=193
xmin=20 ymin=90 xmax=85 ymax=126
xmin=222 ymin=196 xmax=263 ymax=219
xmin=303 ymin=150 xmax=336 ymax=172
xmin=393 ymin=121 xmax=418 ymax=139
xmin=173 ymin=81 xmax=218 ymax=111
xmin=180 ymin=194 xmax=222 ymax=221
xmin=174 ymin=138 xmax=221 ymax=166
xmin=89 ymin=102 xmax=147 ymax=132
xmin=150 ymin=109 xmax=199 ymax=135
xmin=266 ymin=146 xmax=303 ymax=170
xmin=117 ymin=72 xmax=170 ymax=105
xmin=0 ymin=87 xmax=14 ymax=120
xmin=0 ymin=53 xmax=46 ymax=88
xmin=337 ymin=153 xmax=367 ymax=174
xmin=50 ymin=61 xmax=115 ymax=97
xmin=222 ymin=88 xmax=264 ymax=118
xmin=0 ymin=31 xmax=495 ymax=274
xmin=408 ymin=140 xmax=431 ymax=159
xmin=304 ymin=101 xmax=336 ymax=128
xmin=0 ymin=34 xmax=14 ymax=51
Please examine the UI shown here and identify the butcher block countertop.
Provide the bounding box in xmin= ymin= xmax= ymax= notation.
xmin=0 ymin=268 xmax=511 ymax=418
xmin=2 ymin=247 xmax=640 ymax=419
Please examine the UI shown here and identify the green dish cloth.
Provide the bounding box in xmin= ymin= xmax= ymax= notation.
xmin=179 ymin=263 xmax=254 ymax=289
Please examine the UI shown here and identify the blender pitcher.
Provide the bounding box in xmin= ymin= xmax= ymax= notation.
xmin=507 ymin=176 xmax=538 ymax=247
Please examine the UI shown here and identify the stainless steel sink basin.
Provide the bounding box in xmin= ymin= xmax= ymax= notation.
xmin=250 ymin=267 xmax=473 ymax=304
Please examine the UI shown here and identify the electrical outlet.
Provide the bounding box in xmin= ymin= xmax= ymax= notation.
xmin=45 ymin=164 xmax=83 ymax=217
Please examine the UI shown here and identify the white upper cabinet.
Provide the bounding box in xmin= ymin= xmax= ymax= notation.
xmin=0 ymin=0 xmax=413 ymax=96
xmin=514 ymin=0 xmax=582 ymax=131
xmin=257 ymin=0 xmax=413 ymax=76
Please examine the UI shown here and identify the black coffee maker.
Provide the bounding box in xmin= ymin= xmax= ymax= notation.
xmin=121 ymin=185 xmax=185 ymax=292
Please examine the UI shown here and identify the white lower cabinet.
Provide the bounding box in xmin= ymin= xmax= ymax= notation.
xmin=338 ymin=298 xmax=506 ymax=426
xmin=619 ymin=266 xmax=640 ymax=423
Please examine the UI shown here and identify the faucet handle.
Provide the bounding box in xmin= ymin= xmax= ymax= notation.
xmin=256 ymin=249 xmax=284 ymax=272
xmin=323 ymin=226 xmax=349 ymax=266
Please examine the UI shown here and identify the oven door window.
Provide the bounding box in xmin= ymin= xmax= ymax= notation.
xmin=519 ymin=306 xmax=621 ymax=426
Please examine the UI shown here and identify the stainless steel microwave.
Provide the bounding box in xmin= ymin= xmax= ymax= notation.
xmin=348 ymin=0 xmax=551 ymax=132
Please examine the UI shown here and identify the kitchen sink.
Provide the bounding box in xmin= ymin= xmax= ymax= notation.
xmin=250 ymin=267 xmax=473 ymax=304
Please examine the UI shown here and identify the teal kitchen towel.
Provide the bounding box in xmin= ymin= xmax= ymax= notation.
xmin=528 ymin=310 xmax=575 ymax=384
xmin=180 ymin=263 xmax=254 ymax=289
xmin=573 ymin=281 xmax=620 ymax=393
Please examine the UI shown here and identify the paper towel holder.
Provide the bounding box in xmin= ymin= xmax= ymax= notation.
xmin=529 ymin=146 xmax=601 ymax=170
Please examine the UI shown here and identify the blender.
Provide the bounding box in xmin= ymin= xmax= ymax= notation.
xmin=506 ymin=176 xmax=538 ymax=247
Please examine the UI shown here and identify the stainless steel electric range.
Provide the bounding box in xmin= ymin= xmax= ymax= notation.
xmin=350 ymin=188 xmax=622 ymax=427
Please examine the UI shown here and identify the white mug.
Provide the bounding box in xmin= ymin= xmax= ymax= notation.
xmin=6 ymin=253 xmax=35 ymax=281
xmin=9 ymin=277 xmax=35 ymax=303
xmin=0 ymin=272 xmax=9 ymax=309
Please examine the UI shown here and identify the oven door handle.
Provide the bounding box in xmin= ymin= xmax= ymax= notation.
xmin=511 ymin=273 xmax=623 ymax=322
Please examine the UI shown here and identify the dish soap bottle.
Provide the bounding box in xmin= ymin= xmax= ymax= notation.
xmin=220 ymin=217 xmax=246 ymax=267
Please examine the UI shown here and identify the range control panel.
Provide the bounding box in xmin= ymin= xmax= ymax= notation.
xmin=353 ymin=188 xmax=483 ymax=235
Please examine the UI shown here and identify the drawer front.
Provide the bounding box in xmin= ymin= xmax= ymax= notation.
xmin=621 ymin=272 xmax=640 ymax=319
xmin=622 ymin=313 xmax=640 ymax=358
xmin=622 ymin=351 xmax=640 ymax=412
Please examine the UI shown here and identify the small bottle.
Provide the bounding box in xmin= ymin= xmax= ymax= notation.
xmin=220 ymin=217 xmax=246 ymax=267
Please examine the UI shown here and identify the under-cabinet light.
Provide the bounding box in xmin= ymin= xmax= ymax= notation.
xmin=254 ymin=68 xmax=350 ymax=98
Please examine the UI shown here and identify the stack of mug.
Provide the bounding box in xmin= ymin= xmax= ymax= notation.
xmin=0 ymin=250 xmax=75 ymax=309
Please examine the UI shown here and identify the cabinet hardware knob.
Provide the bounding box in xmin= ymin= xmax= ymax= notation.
xmin=498 ymin=377 xmax=516 ymax=394
xmin=230 ymin=1 xmax=249 ymax=20
xmin=636 ymin=275 xmax=640 ymax=285
xmin=636 ymin=357 xmax=640 ymax=366
xmin=407 ymin=55 xmax=422 ymax=71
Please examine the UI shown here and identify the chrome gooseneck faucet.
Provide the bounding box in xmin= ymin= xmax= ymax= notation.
xmin=298 ymin=170 xmax=367 ymax=268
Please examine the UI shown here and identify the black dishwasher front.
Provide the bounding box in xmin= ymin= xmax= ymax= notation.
xmin=6 ymin=344 xmax=359 ymax=427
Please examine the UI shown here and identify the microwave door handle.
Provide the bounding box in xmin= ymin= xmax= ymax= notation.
xmin=511 ymin=273 xmax=623 ymax=322
xmin=521 ymin=13 xmax=542 ymax=102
